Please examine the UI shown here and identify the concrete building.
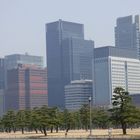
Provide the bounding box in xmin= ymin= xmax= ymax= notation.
xmin=65 ymin=80 xmax=92 ymax=111
xmin=46 ymin=19 xmax=94 ymax=108
xmin=93 ymin=46 xmax=140 ymax=107
xmin=5 ymin=64 xmax=47 ymax=111
xmin=115 ymin=15 xmax=140 ymax=59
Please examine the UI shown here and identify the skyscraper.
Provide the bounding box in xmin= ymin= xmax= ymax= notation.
xmin=62 ymin=38 xmax=94 ymax=83
xmin=94 ymin=46 xmax=140 ymax=107
xmin=0 ymin=58 xmax=5 ymax=116
xmin=5 ymin=53 xmax=43 ymax=70
xmin=0 ymin=58 xmax=5 ymax=89
xmin=5 ymin=64 xmax=47 ymax=111
xmin=46 ymin=20 xmax=94 ymax=108
xmin=115 ymin=15 xmax=140 ymax=59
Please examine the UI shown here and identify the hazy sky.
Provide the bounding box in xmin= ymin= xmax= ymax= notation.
xmin=0 ymin=0 xmax=140 ymax=63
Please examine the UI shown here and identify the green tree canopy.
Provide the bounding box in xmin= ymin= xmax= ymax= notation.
xmin=109 ymin=87 xmax=139 ymax=135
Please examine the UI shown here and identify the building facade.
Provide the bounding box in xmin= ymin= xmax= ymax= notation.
xmin=46 ymin=19 xmax=94 ymax=108
xmin=0 ymin=58 xmax=5 ymax=116
xmin=5 ymin=53 xmax=43 ymax=70
xmin=0 ymin=58 xmax=5 ymax=89
xmin=65 ymin=80 xmax=92 ymax=111
xmin=131 ymin=94 xmax=140 ymax=107
xmin=115 ymin=15 xmax=140 ymax=59
xmin=93 ymin=46 xmax=140 ymax=107
xmin=62 ymin=38 xmax=94 ymax=85
xmin=0 ymin=90 xmax=4 ymax=116
xmin=5 ymin=64 xmax=47 ymax=111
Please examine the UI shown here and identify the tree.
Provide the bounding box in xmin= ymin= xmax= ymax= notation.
xmin=1 ymin=110 xmax=16 ymax=133
xmin=109 ymin=87 xmax=139 ymax=135
xmin=63 ymin=109 xmax=72 ymax=132
xmin=38 ymin=105 xmax=50 ymax=136
xmin=92 ymin=108 xmax=109 ymax=129
xmin=80 ymin=104 xmax=89 ymax=130
xmin=16 ymin=110 xmax=26 ymax=134
xmin=30 ymin=107 xmax=42 ymax=134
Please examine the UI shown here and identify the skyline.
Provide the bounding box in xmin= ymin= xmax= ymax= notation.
xmin=0 ymin=0 xmax=140 ymax=64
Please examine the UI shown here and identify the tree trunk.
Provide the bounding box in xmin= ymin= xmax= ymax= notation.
xmin=51 ymin=126 xmax=53 ymax=133
xmin=122 ymin=123 xmax=127 ymax=135
xmin=56 ymin=126 xmax=58 ymax=133
xmin=43 ymin=127 xmax=47 ymax=136
xmin=35 ymin=128 xmax=38 ymax=134
xmin=21 ymin=128 xmax=24 ymax=134
xmin=13 ymin=127 xmax=16 ymax=133
xmin=66 ymin=127 xmax=69 ymax=133
xmin=39 ymin=127 xmax=43 ymax=133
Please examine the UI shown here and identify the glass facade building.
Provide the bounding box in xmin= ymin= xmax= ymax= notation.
xmin=0 ymin=58 xmax=5 ymax=89
xmin=5 ymin=54 xmax=43 ymax=70
xmin=62 ymin=38 xmax=94 ymax=84
xmin=131 ymin=94 xmax=140 ymax=107
xmin=115 ymin=15 xmax=140 ymax=59
xmin=94 ymin=46 xmax=140 ymax=107
xmin=46 ymin=19 xmax=94 ymax=108
xmin=0 ymin=90 xmax=4 ymax=116
xmin=0 ymin=59 xmax=5 ymax=116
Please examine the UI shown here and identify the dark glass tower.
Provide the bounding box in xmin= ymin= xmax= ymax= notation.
xmin=46 ymin=20 xmax=94 ymax=108
xmin=115 ymin=15 xmax=140 ymax=59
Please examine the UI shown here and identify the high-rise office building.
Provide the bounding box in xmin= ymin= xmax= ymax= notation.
xmin=5 ymin=64 xmax=47 ymax=111
xmin=25 ymin=66 xmax=48 ymax=109
xmin=0 ymin=90 xmax=4 ymax=116
xmin=0 ymin=58 xmax=5 ymax=89
xmin=46 ymin=19 xmax=94 ymax=108
xmin=4 ymin=53 xmax=44 ymax=90
xmin=115 ymin=15 xmax=140 ymax=59
xmin=62 ymin=38 xmax=94 ymax=84
xmin=5 ymin=53 xmax=43 ymax=70
xmin=93 ymin=46 xmax=140 ymax=107
xmin=65 ymin=80 xmax=92 ymax=111
xmin=0 ymin=58 xmax=5 ymax=116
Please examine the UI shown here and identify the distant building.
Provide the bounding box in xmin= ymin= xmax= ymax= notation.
xmin=131 ymin=94 xmax=140 ymax=107
xmin=0 ymin=58 xmax=5 ymax=116
xmin=4 ymin=53 xmax=44 ymax=93
xmin=46 ymin=19 xmax=94 ymax=108
xmin=62 ymin=38 xmax=94 ymax=81
xmin=0 ymin=58 xmax=5 ymax=89
xmin=93 ymin=46 xmax=140 ymax=107
xmin=5 ymin=64 xmax=47 ymax=111
xmin=5 ymin=53 xmax=43 ymax=70
xmin=65 ymin=80 xmax=92 ymax=111
xmin=0 ymin=90 xmax=4 ymax=116
xmin=115 ymin=15 xmax=140 ymax=59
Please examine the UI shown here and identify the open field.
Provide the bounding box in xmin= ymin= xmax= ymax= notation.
xmin=0 ymin=128 xmax=140 ymax=139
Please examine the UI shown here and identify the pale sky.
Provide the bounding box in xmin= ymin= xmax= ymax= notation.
xmin=0 ymin=0 xmax=140 ymax=65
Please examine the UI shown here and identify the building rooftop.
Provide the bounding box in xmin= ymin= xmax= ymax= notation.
xmin=94 ymin=46 xmax=138 ymax=59
xmin=70 ymin=79 xmax=92 ymax=84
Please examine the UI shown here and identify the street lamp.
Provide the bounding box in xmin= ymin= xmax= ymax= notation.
xmin=88 ymin=96 xmax=92 ymax=136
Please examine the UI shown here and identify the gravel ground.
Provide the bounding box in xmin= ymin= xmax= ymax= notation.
xmin=0 ymin=128 xmax=140 ymax=139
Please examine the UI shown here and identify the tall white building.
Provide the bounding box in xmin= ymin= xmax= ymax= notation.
xmin=93 ymin=46 xmax=140 ymax=107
